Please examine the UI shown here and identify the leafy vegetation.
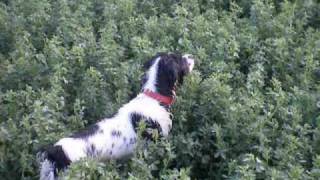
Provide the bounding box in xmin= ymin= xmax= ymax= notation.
xmin=0 ymin=0 xmax=320 ymax=179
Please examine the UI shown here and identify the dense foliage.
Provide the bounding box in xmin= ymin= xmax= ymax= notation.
xmin=0 ymin=0 xmax=320 ymax=179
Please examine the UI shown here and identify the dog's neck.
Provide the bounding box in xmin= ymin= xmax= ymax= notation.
xmin=142 ymin=89 xmax=175 ymax=107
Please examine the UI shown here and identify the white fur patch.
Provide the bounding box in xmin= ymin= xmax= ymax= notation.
xmin=142 ymin=57 xmax=161 ymax=92
xmin=40 ymin=159 xmax=55 ymax=180
xmin=55 ymin=138 xmax=87 ymax=162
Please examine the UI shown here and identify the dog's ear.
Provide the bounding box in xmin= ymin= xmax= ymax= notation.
xmin=158 ymin=57 xmax=178 ymax=86
xmin=167 ymin=62 xmax=179 ymax=85
xmin=168 ymin=53 xmax=185 ymax=85
xmin=177 ymin=61 xmax=189 ymax=85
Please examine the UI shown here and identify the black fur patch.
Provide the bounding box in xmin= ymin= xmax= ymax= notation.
xmin=111 ymin=130 xmax=122 ymax=137
xmin=86 ymin=144 xmax=96 ymax=157
xmin=70 ymin=124 xmax=99 ymax=139
xmin=130 ymin=112 xmax=162 ymax=140
xmin=129 ymin=137 xmax=137 ymax=144
xmin=45 ymin=145 xmax=71 ymax=174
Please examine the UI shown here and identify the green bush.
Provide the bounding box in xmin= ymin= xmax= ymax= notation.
xmin=0 ymin=0 xmax=319 ymax=179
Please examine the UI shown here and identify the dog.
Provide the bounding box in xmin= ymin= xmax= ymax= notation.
xmin=39 ymin=52 xmax=195 ymax=180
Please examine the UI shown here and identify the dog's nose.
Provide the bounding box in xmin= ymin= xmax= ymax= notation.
xmin=183 ymin=54 xmax=195 ymax=72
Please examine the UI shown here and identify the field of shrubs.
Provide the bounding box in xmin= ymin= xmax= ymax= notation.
xmin=0 ymin=0 xmax=320 ymax=179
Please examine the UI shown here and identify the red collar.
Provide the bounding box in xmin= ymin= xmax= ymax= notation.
xmin=143 ymin=89 xmax=175 ymax=106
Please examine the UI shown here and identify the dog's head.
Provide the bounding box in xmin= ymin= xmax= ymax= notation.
xmin=141 ymin=52 xmax=195 ymax=97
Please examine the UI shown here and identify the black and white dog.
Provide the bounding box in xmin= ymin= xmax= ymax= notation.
xmin=39 ymin=52 xmax=195 ymax=180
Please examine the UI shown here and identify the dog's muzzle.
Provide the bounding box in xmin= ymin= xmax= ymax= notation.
xmin=183 ymin=54 xmax=195 ymax=72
